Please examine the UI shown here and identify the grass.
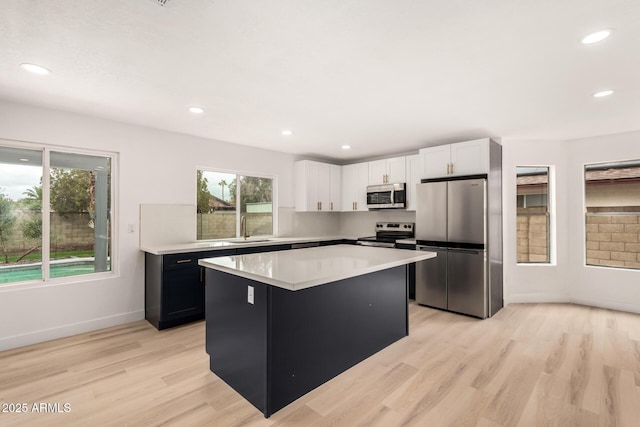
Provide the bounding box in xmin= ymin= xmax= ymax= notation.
xmin=0 ymin=249 xmax=95 ymax=264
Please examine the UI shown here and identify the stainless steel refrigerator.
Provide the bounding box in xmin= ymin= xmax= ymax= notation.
xmin=415 ymin=174 xmax=502 ymax=318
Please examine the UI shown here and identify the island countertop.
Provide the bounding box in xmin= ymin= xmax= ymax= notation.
xmin=198 ymin=244 xmax=436 ymax=291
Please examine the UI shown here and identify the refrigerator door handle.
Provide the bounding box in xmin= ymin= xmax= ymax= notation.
xmin=448 ymin=248 xmax=484 ymax=255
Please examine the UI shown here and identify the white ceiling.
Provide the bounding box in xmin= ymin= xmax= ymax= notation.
xmin=1 ymin=0 xmax=638 ymax=161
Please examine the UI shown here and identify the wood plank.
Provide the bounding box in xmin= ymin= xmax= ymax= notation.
xmin=1 ymin=303 xmax=640 ymax=425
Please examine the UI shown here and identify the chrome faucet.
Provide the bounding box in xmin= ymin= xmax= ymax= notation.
xmin=240 ymin=215 xmax=250 ymax=240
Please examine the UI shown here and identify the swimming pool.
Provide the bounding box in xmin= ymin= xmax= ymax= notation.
xmin=0 ymin=258 xmax=109 ymax=283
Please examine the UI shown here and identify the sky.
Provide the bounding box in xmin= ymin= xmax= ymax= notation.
xmin=2 ymin=164 xmax=237 ymax=203
xmin=202 ymin=170 xmax=236 ymax=201
xmin=0 ymin=164 xmax=42 ymax=201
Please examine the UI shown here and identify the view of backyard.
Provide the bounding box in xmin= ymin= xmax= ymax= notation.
xmin=517 ymin=160 xmax=640 ymax=269
xmin=0 ymin=145 xmax=112 ymax=284
xmin=196 ymin=169 xmax=273 ymax=240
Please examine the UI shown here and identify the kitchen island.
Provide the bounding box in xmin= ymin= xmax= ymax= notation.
xmin=199 ymin=244 xmax=436 ymax=417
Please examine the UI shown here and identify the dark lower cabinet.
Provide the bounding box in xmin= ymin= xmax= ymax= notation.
xmin=145 ymin=249 xmax=236 ymax=330
xmin=145 ymin=244 xmax=297 ymax=330
xmin=319 ymin=239 xmax=354 ymax=246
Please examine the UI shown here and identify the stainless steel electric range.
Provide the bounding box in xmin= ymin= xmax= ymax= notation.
xmin=356 ymin=222 xmax=415 ymax=248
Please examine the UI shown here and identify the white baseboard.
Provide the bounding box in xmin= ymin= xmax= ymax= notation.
xmin=0 ymin=310 xmax=145 ymax=351
xmin=568 ymin=297 xmax=640 ymax=315
xmin=505 ymin=294 xmax=640 ymax=315
xmin=505 ymin=293 xmax=570 ymax=305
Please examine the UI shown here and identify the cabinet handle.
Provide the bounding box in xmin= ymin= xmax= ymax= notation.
xmin=355 ymin=202 xmax=358 ymax=210
xmin=319 ymin=201 xmax=322 ymax=210
xmin=450 ymin=163 xmax=454 ymax=175
xmin=176 ymin=259 xmax=192 ymax=264
xmin=200 ymin=267 xmax=203 ymax=283
xmin=330 ymin=202 xmax=333 ymax=211
xmin=446 ymin=163 xmax=450 ymax=175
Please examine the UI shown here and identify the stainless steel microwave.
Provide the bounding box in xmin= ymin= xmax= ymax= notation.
xmin=366 ymin=183 xmax=406 ymax=209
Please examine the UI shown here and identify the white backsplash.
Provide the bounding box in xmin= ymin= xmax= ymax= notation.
xmin=278 ymin=207 xmax=341 ymax=237
xmin=338 ymin=210 xmax=417 ymax=237
xmin=280 ymin=207 xmax=417 ymax=238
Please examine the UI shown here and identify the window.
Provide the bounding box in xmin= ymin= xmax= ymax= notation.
xmin=196 ymin=169 xmax=274 ymax=240
xmin=516 ymin=166 xmax=551 ymax=263
xmin=585 ymin=159 xmax=640 ymax=270
xmin=0 ymin=143 xmax=116 ymax=285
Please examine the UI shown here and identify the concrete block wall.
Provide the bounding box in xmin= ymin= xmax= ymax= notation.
xmin=197 ymin=212 xmax=272 ymax=240
xmin=516 ymin=207 xmax=549 ymax=263
xmin=7 ymin=211 xmax=96 ymax=253
xmin=586 ymin=214 xmax=640 ymax=268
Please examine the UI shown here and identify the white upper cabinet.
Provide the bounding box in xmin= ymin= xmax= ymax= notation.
xmin=295 ymin=160 xmax=341 ymax=212
xmin=420 ymin=138 xmax=490 ymax=179
xmin=368 ymin=156 xmax=406 ymax=185
xmin=405 ymin=154 xmax=421 ymax=211
xmin=421 ymin=145 xmax=451 ymax=179
xmin=329 ymin=164 xmax=342 ymax=212
xmin=341 ymin=162 xmax=369 ymax=211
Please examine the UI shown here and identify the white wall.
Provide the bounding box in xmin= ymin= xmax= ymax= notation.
xmin=566 ymin=131 xmax=640 ymax=312
xmin=0 ymin=99 xmax=304 ymax=350
xmin=503 ymin=131 xmax=640 ymax=313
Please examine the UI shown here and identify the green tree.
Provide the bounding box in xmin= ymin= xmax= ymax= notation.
xmin=229 ymin=176 xmax=272 ymax=212
xmin=23 ymin=185 xmax=42 ymax=211
xmin=50 ymin=168 xmax=91 ymax=217
xmin=20 ymin=185 xmax=43 ymax=248
xmin=218 ymin=179 xmax=228 ymax=202
xmin=197 ymin=170 xmax=212 ymax=213
xmin=0 ymin=192 xmax=17 ymax=263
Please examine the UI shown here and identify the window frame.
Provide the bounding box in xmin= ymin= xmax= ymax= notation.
xmin=583 ymin=158 xmax=640 ymax=271
xmin=515 ymin=165 xmax=556 ymax=266
xmin=0 ymin=139 xmax=119 ymax=288
xmin=196 ymin=167 xmax=278 ymax=241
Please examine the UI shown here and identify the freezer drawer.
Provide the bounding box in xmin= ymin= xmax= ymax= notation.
xmin=447 ymin=248 xmax=486 ymax=318
xmin=415 ymin=246 xmax=447 ymax=310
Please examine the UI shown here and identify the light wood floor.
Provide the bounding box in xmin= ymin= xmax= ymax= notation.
xmin=2 ymin=302 xmax=640 ymax=426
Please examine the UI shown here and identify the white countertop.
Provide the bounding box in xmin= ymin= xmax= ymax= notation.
xmin=199 ymin=244 xmax=436 ymax=291
xmin=141 ymin=235 xmax=358 ymax=255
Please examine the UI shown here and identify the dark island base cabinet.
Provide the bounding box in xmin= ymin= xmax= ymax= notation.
xmin=395 ymin=242 xmax=417 ymax=300
xmin=145 ymin=244 xmax=296 ymax=330
xmin=205 ymin=265 xmax=408 ymax=417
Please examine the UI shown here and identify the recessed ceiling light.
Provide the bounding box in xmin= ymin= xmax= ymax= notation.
xmin=341 ymin=145 xmax=351 ymax=150
xmin=20 ymin=63 xmax=51 ymax=75
xmin=581 ymin=30 xmax=611 ymax=44
xmin=19 ymin=158 xmax=29 ymax=162
xmin=188 ymin=106 xmax=204 ymax=114
xmin=593 ymin=90 xmax=614 ymax=98
xmin=281 ymin=130 xmax=293 ymax=136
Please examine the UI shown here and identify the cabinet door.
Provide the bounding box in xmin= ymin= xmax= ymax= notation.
xmin=386 ymin=156 xmax=406 ymax=183
xmin=354 ymin=162 xmax=369 ymax=211
xmin=329 ymin=164 xmax=341 ymax=211
xmin=421 ymin=145 xmax=451 ymax=179
xmin=368 ymin=159 xmax=387 ymax=185
xmin=450 ymin=138 xmax=489 ymax=176
xmin=294 ymin=160 xmax=319 ymax=212
xmin=163 ymin=266 xmax=203 ymax=321
xmin=341 ymin=164 xmax=356 ymax=211
xmin=405 ymin=154 xmax=420 ymax=211
xmin=317 ymin=162 xmax=331 ymax=211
